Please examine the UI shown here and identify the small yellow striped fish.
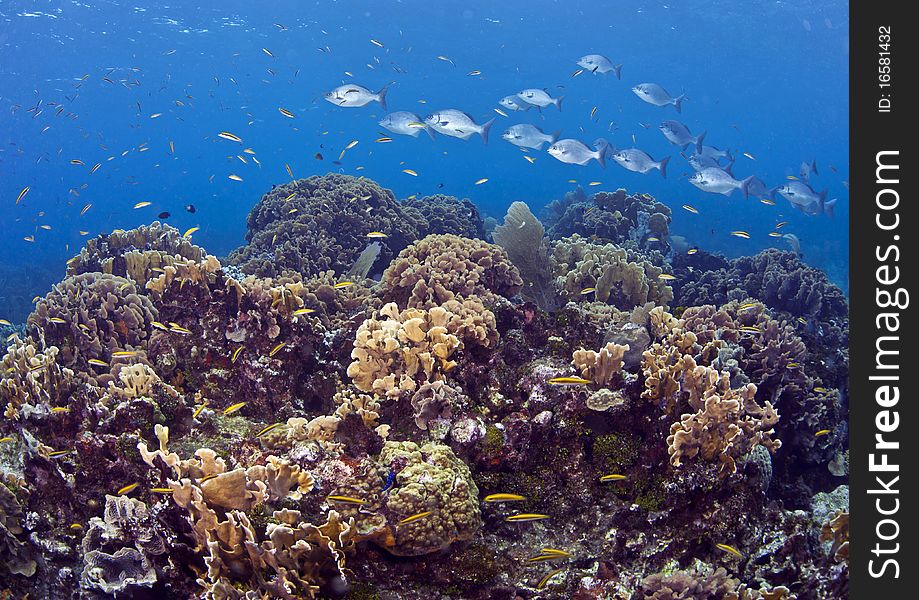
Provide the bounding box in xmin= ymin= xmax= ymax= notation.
xmin=278 ymin=107 xmax=295 ymax=118
xmin=48 ymin=317 xmax=67 ymax=324
xmin=150 ymin=487 xmax=174 ymax=494
xmin=579 ymin=287 xmax=596 ymax=295
xmin=375 ymin=137 xmax=393 ymax=143
xmin=268 ymin=342 xmax=286 ymax=357
xmin=333 ymin=281 xmax=355 ymax=289
xmin=90 ymin=163 xmax=101 ymax=174
xmin=494 ymin=108 xmax=509 ymax=117
xmin=600 ymin=474 xmax=627 ymax=482
xmin=528 ymin=554 xmax=568 ymax=563
xmin=475 ymin=178 xmax=488 ymax=185
xmin=256 ymin=423 xmax=283 ymax=437
xmin=117 ymin=483 xmax=139 ymax=496
xmin=539 ymin=548 xmax=571 ymax=557
xmin=228 ymin=174 xmax=243 ymax=181
xmin=50 ymin=407 xmax=69 ymax=413
xmin=223 ymin=401 xmax=247 ymax=416
xmin=70 ymin=159 xmax=84 ymax=165
xmin=813 ymin=387 xmax=828 ymax=394
xmin=327 ymin=495 xmax=368 ymax=505
xmin=775 ymin=221 xmax=788 ymax=229
xmin=218 ymin=131 xmax=242 ymax=143
xmin=483 ymin=493 xmax=525 ymax=503
xmin=760 ymin=198 xmax=777 ymax=205
xmin=537 ymin=568 xmax=564 ymax=589
xmin=112 ymin=351 xmax=139 ymax=357
xmin=366 ymin=231 xmax=388 ymax=238
xmin=0 ymin=437 xmax=14 ymax=444
xmin=687 ymin=248 xmax=698 ymax=255
xmin=183 ymin=226 xmax=199 ymax=238
xmin=231 ymin=346 xmax=244 ymax=363
xmin=193 ymin=402 xmax=208 ymax=419
xmin=16 ymin=186 xmax=30 ymax=204
xmin=658 ymin=274 xmax=676 ymax=280
xmin=48 ymin=450 xmax=72 ymax=458
xmin=588 ymin=181 xmax=602 ymax=186
xmin=81 ymin=203 xmax=92 ymax=216
xmin=151 ymin=321 xmax=169 ymax=331
xmin=505 ymin=513 xmax=551 ymax=522
xmin=399 ymin=511 xmax=433 ymax=525
xmin=742 ymin=152 xmax=756 ymax=160
xmin=786 ymin=175 xmax=798 ymax=180
xmin=814 ymin=429 xmax=831 ymax=437
xmin=715 ymin=543 xmax=743 ymax=558
xmin=292 ymin=308 xmax=316 ymax=316
xmin=133 ymin=201 xmax=152 ymax=209
xmin=524 ymin=155 xmax=536 ymax=164
xmin=682 ymin=204 xmax=699 ymax=214
xmin=370 ymin=38 xmax=384 ymax=47
xmin=402 ymin=169 xmax=418 ymax=176
xmin=730 ymin=231 xmax=751 ymax=239
xmin=467 ymin=69 xmax=482 ymax=76
xmin=547 ymin=377 xmax=591 ymax=385
xmin=768 ymin=232 xmax=783 ymax=238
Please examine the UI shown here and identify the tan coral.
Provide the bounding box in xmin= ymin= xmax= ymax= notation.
xmin=573 ymin=342 xmax=629 ymax=386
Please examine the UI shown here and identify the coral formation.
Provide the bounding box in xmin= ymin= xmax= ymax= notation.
xmin=378 ymin=233 xmax=522 ymax=309
xmin=402 ymin=194 xmax=486 ymax=239
xmin=492 ymin=201 xmax=556 ymax=310
xmin=227 ymin=174 xmax=424 ymax=279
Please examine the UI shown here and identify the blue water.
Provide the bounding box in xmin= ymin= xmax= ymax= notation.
xmin=0 ymin=0 xmax=849 ymax=322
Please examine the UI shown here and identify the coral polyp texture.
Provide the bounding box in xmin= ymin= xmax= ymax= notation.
xmin=0 ymin=176 xmax=847 ymax=599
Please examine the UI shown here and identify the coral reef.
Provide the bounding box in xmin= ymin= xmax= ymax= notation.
xmin=0 ymin=178 xmax=848 ymax=599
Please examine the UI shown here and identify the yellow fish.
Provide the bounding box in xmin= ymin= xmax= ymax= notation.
xmin=399 ymin=511 xmax=433 ymax=525
xmin=50 ymin=407 xmax=69 ymax=413
xmin=682 ymin=204 xmax=699 ymax=214
xmin=278 ymin=107 xmax=295 ymax=118
xmin=730 ymin=231 xmax=751 ymax=239
xmin=333 ymin=281 xmax=355 ymax=289
xmin=268 ymin=342 xmax=286 ymax=357
xmin=375 ymin=137 xmax=393 ymax=143
xmin=588 ymin=181 xmax=601 ymax=186
xmin=112 ymin=351 xmax=139 ymax=357
xmin=483 ymin=493 xmax=526 ymax=503
xmin=223 ymin=401 xmax=247 ymax=416
xmin=814 ymin=429 xmax=831 ymax=437
xmin=48 ymin=450 xmax=72 ymax=458
xmin=256 ymin=423 xmax=283 ymax=437
xmin=183 ymin=226 xmax=199 ymax=238
xmin=81 ymin=203 xmax=92 ymax=216
xmin=90 ymin=163 xmax=101 ymax=174
xmin=579 ymin=287 xmax=596 ymax=295
xmin=16 ymin=186 xmax=30 ymax=204
xmin=537 ymin=568 xmax=564 ymax=590
xmin=292 ymin=308 xmax=316 ymax=316
xmin=715 ymin=543 xmax=743 ymax=558
xmin=116 ymin=483 xmax=139 ymax=496
xmin=149 ymin=488 xmax=174 ymax=494
xmin=687 ymin=248 xmax=698 ymax=255
xmin=231 ymin=346 xmax=244 ymax=363
xmin=133 ymin=201 xmax=152 ymax=209
xmin=193 ymin=402 xmax=208 ymax=419
xmin=600 ymin=474 xmax=627 ymax=482
xmin=548 ymin=377 xmax=591 ymax=385
xmin=524 ymin=155 xmax=536 ymax=164
xmin=760 ymin=198 xmax=776 ymax=206
xmin=658 ymin=274 xmax=677 ymax=280
xmin=228 ymin=174 xmax=243 ymax=181
xmin=366 ymin=232 xmax=388 ymax=238
xmin=475 ymin=178 xmax=488 ymax=185
xmin=327 ymin=495 xmax=368 ymax=505
xmin=402 ymin=169 xmax=418 ymax=176
xmin=467 ymin=70 xmax=482 ymax=76
xmin=0 ymin=437 xmax=14 ymax=444
xmin=505 ymin=513 xmax=551 ymax=522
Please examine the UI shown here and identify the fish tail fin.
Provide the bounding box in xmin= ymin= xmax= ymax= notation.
xmin=811 ymin=159 xmax=819 ymax=176
xmin=673 ymin=95 xmax=685 ymax=113
xmin=741 ymin=175 xmax=755 ymax=199
xmin=425 ymin=126 xmax=436 ymax=141
xmin=376 ymin=86 xmax=389 ymax=111
xmin=658 ymin=155 xmax=670 ymax=178
xmin=696 ymin=131 xmax=706 ymax=154
xmin=556 ymin=96 xmax=564 ymax=112
xmin=593 ymin=138 xmax=608 ymax=169
xmin=769 ymin=186 xmax=779 ymax=199
xmin=613 ymin=64 xmax=623 ymax=80
xmin=725 ymin=148 xmax=735 ymax=163
xmin=480 ymin=118 xmax=495 ymax=145
xmin=824 ymin=198 xmax=837 ymax=218
xmin=550 ymin=130 xmax=562 ymax=143
xmin=723 ymin=160 xmax=735 ymax=177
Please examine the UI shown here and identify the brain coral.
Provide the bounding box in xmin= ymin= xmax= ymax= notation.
xmin=27 ymin=273 xmax=157 ymax=370
xmin=374 ymin=441 xmax=481 ymax=556
xmin=378 ymin=233 xmax=522 ymax=308
xmin=226 ymin=174 xmax=424 ymax=279
xmin=402 ymin=194 xmax=486 ymax=239
xmin=66 ymin=222 xmax=206 ymax=287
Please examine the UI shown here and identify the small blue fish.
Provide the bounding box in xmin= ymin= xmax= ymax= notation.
xmin=382 ymin=470 xmax=396 ymax=493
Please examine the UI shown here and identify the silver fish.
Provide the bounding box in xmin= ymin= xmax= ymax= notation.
xmin=499 ymin=95 xmax=532 ymax=112
xmin=698 ymin=145 xmax=733 ymax=162
xmin=782 ymin=233 xmax=802 ymax=257
xmin=379 ymin=111 xmax=435 ymax=140
xmin=631 ymin=83 xmax=685 ymax=113
xmin=576 ymin=54 xmax=622 ymax=79
xmin=685 ymin=152 xmax=725 ymax=172
xmin=799 ymin=159 xmax=818 ymax=181
xmin=611 ymin=148 xmax=670 ymax=177
xmin=501 ymin=124 xmax=560 ymax=150
xmin=424 ymin=109 xmax=495 ymax=144
xmin=689 ymin=167 xmax=755 ymax=197
xmin=324 ymin=84 xmax=388 ymax=110
xmin=660 ymin=120 xmax=705 ymax=152
xmin=772 ymin=181 xmax=836 ymax=216
xmin=547 ymin=138 xmax=608 ymax=167
xmin=516 ymin=88 xmax=563 ymax=111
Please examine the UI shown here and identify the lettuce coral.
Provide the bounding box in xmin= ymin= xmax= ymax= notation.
xmin=378 ymin=233 xmax=522 ymax=309
xmin=402 ymin=194 xmax=486 ymax=239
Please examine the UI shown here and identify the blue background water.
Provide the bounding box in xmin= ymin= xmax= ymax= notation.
xmin=0 ymin=0 xmax=849 ymax=322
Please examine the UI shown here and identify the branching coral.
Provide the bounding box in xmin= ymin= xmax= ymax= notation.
xmin=409 ymin=380 xmax=470 ymax=431
xmin=820 ymin=510 xmax=849 ymax=563
xmin=0 ymin=340 xmax=75 ymax=418
xmin=402 ymin=194 xmax=486 ymax=239
xmin=227 ymin=174 xmax=424 ymax=279
xmin=378 ymin=233 xmax=522 ymax=309
xmin=551 ymin=234 xmax=673 ymax=309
